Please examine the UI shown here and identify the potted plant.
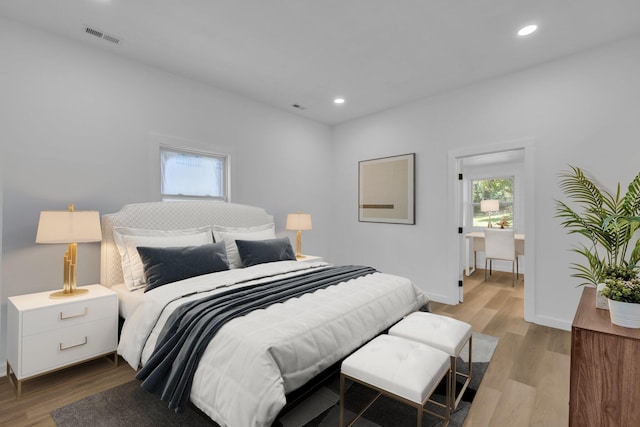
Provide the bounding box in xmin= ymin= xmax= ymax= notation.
xmin=496 ymin=216 xmax=511 ymax=229
xmin=601 ymin=274 xmax=640 ymax=328
xmin=555 ymin=166 xmax=640 ymax=308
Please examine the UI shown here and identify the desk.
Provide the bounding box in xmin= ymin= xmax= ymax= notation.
xmin=465 ymin=231 xmax=525 ymax=276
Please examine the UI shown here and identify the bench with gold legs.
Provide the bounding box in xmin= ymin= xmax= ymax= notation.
xmin=389 ymin=312 xmax=473 ymax=410
xmin=339 ymin=334 xmax=451 ymax=427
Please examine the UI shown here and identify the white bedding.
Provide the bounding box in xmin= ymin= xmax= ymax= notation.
xmin=112 ymin=283 xmax=145 ymax=319
xmin=118 ymin=260 xmax=428 ymax=427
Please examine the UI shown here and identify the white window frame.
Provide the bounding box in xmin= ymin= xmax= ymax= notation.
xmin=160 ymin=144 xmax=230 ymax=202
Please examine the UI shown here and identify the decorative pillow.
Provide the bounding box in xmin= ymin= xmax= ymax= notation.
xmin=113 ymin=226 xmax=213 ymax=290
xmin=137 ymin=242 xmax=229 ymax=292
xmin=212 ymin=223 xmax=275 ymax=269
xmin=236 ymin=237 xmax=296 ymax=267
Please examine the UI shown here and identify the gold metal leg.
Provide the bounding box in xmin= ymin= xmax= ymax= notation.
xmin=451 ymin=334 xmax=473 ymax=410
xmin=342 ymin=370 xmax=451 ymax=427
xmin=445 ymin=368 xmax=451 ymax=426
xmin=6 ymin=352 xmax=117 ymax=399
xmin=451 ymin=355 xmax=457 ymax=409
xmin=7 ymin=361 xmax=22 ymax=399
xmin=469 ymin=335 xmax=473 ymax=384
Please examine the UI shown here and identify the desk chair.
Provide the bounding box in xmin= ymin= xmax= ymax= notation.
xmin=484 ymin=229 xmax=518 ymax=287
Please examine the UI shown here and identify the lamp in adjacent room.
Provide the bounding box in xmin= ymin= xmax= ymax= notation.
xmin=480 ymin=199 xmax=500 ymax=228
xmin=36 ymin=204 xmax=102 ymax=298
xmin=285 ymin=212 xmax=312 ymax=259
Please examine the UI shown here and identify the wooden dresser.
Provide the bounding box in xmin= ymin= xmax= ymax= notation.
xmin=570 ymin=287 xmax=640 ymax=426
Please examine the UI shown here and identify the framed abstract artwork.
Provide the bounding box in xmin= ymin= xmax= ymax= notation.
xmin=358 ymin=153 xmax=415 ymax=224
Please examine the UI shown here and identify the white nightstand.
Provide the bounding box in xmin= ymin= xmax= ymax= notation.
xmin=296 ymin=255 xmax=323 ymax=263
xmin=6 ymin=284 xmax=118 ymax=398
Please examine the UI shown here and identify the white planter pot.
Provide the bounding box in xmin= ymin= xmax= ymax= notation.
xmin=608 ymin=299 xmax=640 ymax=328
xmin=596 ymin=283 xmax=609 ymax=310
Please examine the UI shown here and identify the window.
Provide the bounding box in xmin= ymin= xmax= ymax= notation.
xmin=160 ymin=146 xmax=229 ymax=201
xmin=471 ymin=177 xmax=514 ymax=227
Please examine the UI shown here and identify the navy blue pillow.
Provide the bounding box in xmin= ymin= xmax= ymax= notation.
xmin=235 ymin=237 xmax=296 ymax=267
xmin=137 ymin=242 xmax=229 ymax=292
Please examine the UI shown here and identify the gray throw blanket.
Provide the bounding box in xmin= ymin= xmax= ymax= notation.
xmin=136 ymin=265 xmax=377 ymax=413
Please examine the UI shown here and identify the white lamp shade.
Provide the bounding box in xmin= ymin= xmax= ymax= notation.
xmin=285 ymin=213 xmax=312 ymax=231
xmin=480 ymin=199 xmax=500 ymax=213
xmin=36 ymin=210 xmax=103 ymax=243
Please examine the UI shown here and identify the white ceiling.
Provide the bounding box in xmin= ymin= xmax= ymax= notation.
xmin=2 ymin=0 xmax=640 ymax=125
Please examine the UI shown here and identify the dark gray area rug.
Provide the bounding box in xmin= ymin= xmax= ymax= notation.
xmin=51 ymin=333 xmax=498 ymax=427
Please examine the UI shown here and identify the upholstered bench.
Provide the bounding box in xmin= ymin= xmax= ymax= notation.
xmin=339 ymin=334 xmax=451 ymax=427
xmin=389 ymin=311 xmax=472 ymax=409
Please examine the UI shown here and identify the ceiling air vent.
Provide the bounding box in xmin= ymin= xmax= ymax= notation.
xmin=83 ymin=25 xmax=121 ymax=45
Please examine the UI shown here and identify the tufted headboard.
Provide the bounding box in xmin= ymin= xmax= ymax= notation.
xmin=100 ymin=201 xmax=274 ymax=288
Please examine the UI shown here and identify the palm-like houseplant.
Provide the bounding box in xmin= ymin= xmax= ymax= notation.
xmin=555 ymin=166 xmax=640 ymax=287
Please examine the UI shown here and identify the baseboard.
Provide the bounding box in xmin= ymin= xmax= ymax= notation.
xmin=0 ymin=359 xmax=6 ymax=377
xmin=426 ymin=292 xmax=459 ymax=306
xmin=431 ymin=293 xmax=572 ymax=331
xmin=528 ymin=313 xmax=572 ymax=331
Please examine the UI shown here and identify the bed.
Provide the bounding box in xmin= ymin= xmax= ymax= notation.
xmin=101 ymin=201 xmax=428 ymax=427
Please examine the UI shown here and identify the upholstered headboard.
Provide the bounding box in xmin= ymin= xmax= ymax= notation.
xmin=100 ymin=201 xmax=274 ymax=287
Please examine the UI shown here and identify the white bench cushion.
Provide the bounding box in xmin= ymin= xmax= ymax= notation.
xmin=389 ymin=312 xmax=472 ymax=356
xmin=341 ymin=334 xmax=449 ymax=404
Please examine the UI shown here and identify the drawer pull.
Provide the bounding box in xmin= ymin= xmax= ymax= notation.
xmin=59 ymin=336 xmax=88 ymax=351
xmin=59 ymin=307 xmax=88 ymax=320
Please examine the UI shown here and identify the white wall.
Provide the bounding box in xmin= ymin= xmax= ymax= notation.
xmin=0 ymin=118 xmax=4 ymax=376
xmin=331 ymin=34 xmax=640 ymax=330
xmin=0 ymin=18 xmax=333 ymax=370
xmin=0 ymin=18 xmax=7 ymax=376
xmin=3 ymin=17 xmax=640 ymax=376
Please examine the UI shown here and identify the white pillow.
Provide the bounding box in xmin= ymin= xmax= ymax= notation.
xmin=113 ymin=226 xmax=213 ymax=290
xmin=212 ymin=223 xmax=275 ymax=269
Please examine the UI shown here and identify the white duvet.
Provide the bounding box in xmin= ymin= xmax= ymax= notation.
xmin=118 ymin=261 xmax=428 ymax=427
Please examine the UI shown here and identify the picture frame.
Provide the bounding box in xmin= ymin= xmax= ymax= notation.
xmin=358 ymin=153 xmax=415 ymax=224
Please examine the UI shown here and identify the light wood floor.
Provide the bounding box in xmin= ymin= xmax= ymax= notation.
xmin=431 ymin=270 xmax=571 ymax=427
xmin=0 ymin=270 xmax=570 ymax=426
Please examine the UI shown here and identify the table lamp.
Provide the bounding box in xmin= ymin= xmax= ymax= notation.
xmin=480 ymin=199 xmax=499 ymax=228
xmin=35 ymin=204 xmax=102 ymax=298
xmin=285 ymin=212 xmax=312 ymax=258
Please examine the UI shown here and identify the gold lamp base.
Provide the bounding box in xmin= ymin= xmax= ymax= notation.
xmin=49 ymin=239 xmax=88 ymax=299
xmin=50 ymin=288 xmax=89 ymax=299
xmin=295 ymin=230 xmax=304 ymax=258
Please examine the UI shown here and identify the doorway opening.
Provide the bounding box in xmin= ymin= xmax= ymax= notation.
xmin=448 ymin=140 xmax=535 ymax=323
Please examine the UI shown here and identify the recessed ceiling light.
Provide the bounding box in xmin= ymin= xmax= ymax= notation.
xmin=334 ymin=97 xmax=345 ymax=104
xmin=518 ymin=24 xmax=538 ymax=37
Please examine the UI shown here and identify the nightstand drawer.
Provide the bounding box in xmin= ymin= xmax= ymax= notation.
xmin=22 ymin=297 xmax=115 ymax=336
xmin=20 ymin=317 xmax=117 ymax=378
